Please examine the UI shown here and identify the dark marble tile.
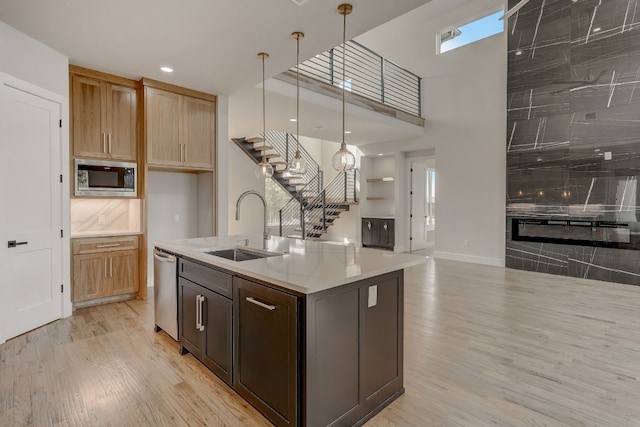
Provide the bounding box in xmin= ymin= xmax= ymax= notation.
xmin=507 ymin=85 xmax=570 ymax=120
xmin=572 ymin=0 xmax=640 ymax=45
xmin=506 ymin=240 xmax=570 ymax=275
xmin=507 ymin=115 xmax=572 ymax=151
xmin=568 ymin=246 xmax=640 ymax=285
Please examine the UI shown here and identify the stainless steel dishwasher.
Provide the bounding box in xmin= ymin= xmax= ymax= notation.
xmin=153 ymin=249 xmax=178 ymax=340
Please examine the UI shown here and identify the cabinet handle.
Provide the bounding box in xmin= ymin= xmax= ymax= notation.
xmin=367 ymin=221 xmax=372 ymax=230
xmin=96 ymin=243 xmax=121 ymax=248
xmin=108 ymin=133 xmax=112 ymax=153
xmin=195 ymin=295 xmax=201 ymax=330
xmin=383 ymin=222 xmax=388 ymax=231
xmin=102 ymin=133 xmax=107 ymax=153
xmin=104 ymin=258 xmax=108 ymax=278
xmin=183 ymin=144 xmax=187 ymax=162
xmin=246 ymin=296 xmax=276 ymax=311
xmin=109 ymin=257 xmax=113 ymax=277
xmin=199 ymin=295 xmax=205 ymax=331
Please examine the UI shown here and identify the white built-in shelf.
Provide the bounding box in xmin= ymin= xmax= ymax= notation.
xmin=366 ymin=177 xmax=395 ymax=183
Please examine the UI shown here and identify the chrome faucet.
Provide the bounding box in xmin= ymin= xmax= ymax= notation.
xmin=235 ymin=190 xmax=268 ymax=249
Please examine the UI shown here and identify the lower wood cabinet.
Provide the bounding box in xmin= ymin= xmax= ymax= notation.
xmin=72 ymin=235 xmax=139 ymax=303
xmin=178 ymin=259 xmax=233 ymax=386
xmin=234 ymin=277 xmax=299 ymax=427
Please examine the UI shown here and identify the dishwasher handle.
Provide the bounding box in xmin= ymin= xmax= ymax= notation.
xmin=154 ymin=250 xmax=176 ymax=263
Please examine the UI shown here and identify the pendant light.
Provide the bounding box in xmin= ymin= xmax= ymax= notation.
xmin=287 ymin=31 xmax=307 ymax=175
xmin=331 ymin=3 xmax=356 ymax=172
xmin=255 ymin=52 xmax=274 ymax=179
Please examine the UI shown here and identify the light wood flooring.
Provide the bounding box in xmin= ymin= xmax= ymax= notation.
xmin=2 ymin=257 xmax=640 ymax=426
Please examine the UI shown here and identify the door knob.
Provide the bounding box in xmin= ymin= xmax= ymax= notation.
xmin=8 ymin=240 xmax=28 ymax=248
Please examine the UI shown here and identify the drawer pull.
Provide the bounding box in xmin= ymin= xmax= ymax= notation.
xmin=96 ymin=243 xmax=121 ymax=248
xmin=246 ymin=296 xmax=276 ymax=311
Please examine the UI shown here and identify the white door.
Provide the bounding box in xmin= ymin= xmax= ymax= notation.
xmin=0 ymin=83 xmax=63 ymax=343
xmin=410 ymin=162 xmax=428 ymax=251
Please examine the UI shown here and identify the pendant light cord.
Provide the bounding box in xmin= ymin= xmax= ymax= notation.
xmin=262 ymin=54 xmax=267 ymax=163
xmin=296 ymin=35 xmax=300 ymax=156
xmin=341 ymin=8 xmax=346 ymax=150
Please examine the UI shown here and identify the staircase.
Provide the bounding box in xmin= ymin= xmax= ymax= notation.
xmin=280 ymin=170 xmax=358 ymax=239
xmin=232 ymin=130 xmax=358 ymax=240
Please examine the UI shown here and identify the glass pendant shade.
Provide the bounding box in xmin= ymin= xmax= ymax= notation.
xmin=331 ymin=145 xmax=356 ymax=172
xmin=254 ymin=159 xmax=274 ymax=179
xmin=288 ymin=151 xmax=307 ymax=175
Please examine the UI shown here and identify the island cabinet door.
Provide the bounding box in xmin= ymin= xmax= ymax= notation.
xmin=179 ymin=278 xmax=203 ymax=358
xmin=233 ymin=277 xmax=299 ymax=427
xmin=201 ymin=286 xmax=233 ymax=386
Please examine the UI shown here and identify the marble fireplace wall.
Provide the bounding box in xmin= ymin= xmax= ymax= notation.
xmin=505 ymin=0 xmax=640 ymax=285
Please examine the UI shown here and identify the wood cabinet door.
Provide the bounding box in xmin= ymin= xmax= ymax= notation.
xmin=202 ymin=286 xmax=233 ymax=385
xmin=183 ymin=96 xmax=215 ymax=169
xmin=72 ymin=75 xmax=107 ymax=158
xmin=108 ymin=250 xmax=139 ymax=296
xmin=73 ymin=253 xmax=107 ymax=302
xmin=380 ymin=220 xmax=395 ymax=248
xmin=106 ymin=84 xmax=137 ymax=161
xmin=234 ymin=278 xmax=298 ymax=427
xmin=179 ymin=278 xmax=203 ymax=357
xmin=146 ymin=87 xmax=182 ymax=166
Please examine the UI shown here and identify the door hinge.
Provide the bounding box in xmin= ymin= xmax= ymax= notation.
xmin=60 ymin=229 xmax=63 ymax=238
xmin=61 ymin=284 xmax=64 ymax=293
xmin=60 ymin=174 xmax=63 ymax=183
xmin=59 ymin=119 xmax=62 ymax=128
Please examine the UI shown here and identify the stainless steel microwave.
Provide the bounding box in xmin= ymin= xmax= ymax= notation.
xmin=75 ymin=159 xmax=137 ymax=197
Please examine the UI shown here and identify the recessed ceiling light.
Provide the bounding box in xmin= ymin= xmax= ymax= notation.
xmin=160 ymin=66 xmax=173 ymax=73
xmin=593 ymin=27 xmax=601 ymax=32
xmin=345 ymin=130 xmax=351 ymax=134
xmin=515 ymin=50 xmax=523 ymax=56
xmin=289 ymin=118 xmax=297 ymax=122
xmin=377 ymin=153 xmax=383 ymax=156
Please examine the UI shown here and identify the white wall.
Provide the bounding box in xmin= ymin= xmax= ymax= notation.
xmin=147 ymin=171 xmax=207 ymax=285
xmin=356 ymin=0 xmax=507 ymax=266
xmin=0 ymin=21 xmax=71 ymax=318
xmin=0 ymin=21 xmax=68 ymax=97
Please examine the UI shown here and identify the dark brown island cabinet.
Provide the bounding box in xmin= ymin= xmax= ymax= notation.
xmin=176 ymin=257 xmax=404 ymax=427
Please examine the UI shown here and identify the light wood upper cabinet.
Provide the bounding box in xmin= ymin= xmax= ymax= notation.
xmin=71 ymin=73 xmax=137 ymax=161
xmin=146 ymin=87 xmax=182 ymax=167
xmin=183 ymin=96 xmax=215 ymax=169
xmin=144 ymin=81 xmax=216 ymax=171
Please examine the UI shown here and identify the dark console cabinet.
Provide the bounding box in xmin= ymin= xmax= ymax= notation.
xmin=362 ymin=217 xmax=395 ymax=250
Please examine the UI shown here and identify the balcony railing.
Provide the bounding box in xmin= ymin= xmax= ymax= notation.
xmin=296 ymin=40 xmax=422 ymax=117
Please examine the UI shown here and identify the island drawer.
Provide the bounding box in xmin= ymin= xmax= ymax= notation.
xmin=179 ymin=258 xmax=232 ymax=298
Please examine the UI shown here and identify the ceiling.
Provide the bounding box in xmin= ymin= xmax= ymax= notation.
xmin=0 ymin=0 xmax=431 ymax=96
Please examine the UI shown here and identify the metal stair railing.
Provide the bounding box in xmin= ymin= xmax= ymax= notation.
xmin=281 ymin=169 xmax=358 ymax=239
xmin=264 ymin=130 xmax=320 ymax=187
xmin=279 ymin=171 xmax=323 ymax=238
xmin=296 ymin=40 xmax=422 ymax=117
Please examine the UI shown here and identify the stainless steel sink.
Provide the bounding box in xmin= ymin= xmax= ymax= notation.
xmin=204 ymin=247 xmax=281 ymax=262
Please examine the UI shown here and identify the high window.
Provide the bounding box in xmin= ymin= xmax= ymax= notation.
xmin=438 ymin=10 xmax=504 ymax=54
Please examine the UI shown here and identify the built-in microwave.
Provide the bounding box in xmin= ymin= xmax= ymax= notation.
xmin=75 ymin=159 xmax=137 ymax=197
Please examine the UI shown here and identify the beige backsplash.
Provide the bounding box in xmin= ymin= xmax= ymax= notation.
xmin=71 ymin=199 xmax=141 ymax=236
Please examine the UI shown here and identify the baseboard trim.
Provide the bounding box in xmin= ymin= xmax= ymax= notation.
xmin=434 ymin=251 xmax=505 ymax=267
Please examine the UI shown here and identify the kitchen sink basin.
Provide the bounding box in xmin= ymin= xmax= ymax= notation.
xmin=204 ymin=247 xmax=281 ymax=262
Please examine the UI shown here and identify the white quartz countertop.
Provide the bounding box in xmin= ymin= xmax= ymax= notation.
xmin=154 ymin=235 xmax=425 ymax=295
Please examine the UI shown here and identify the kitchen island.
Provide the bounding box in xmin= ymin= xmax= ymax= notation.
xmin=155 ymin=235 xmax=424 ymax=427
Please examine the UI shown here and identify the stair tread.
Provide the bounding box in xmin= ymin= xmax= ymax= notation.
xmin=251 ymin=145 xmax=274 ymax=151
xmin=246 ymin=137 xmax=264 ymax=143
